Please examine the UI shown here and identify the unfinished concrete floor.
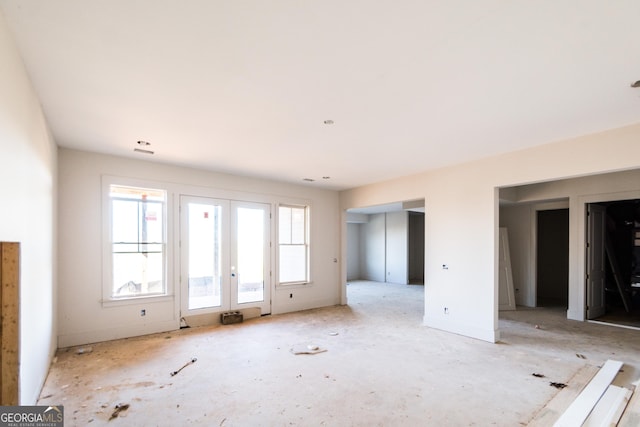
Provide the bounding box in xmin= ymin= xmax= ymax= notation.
xmin=40 ymin=281 xmax=640 ymax=426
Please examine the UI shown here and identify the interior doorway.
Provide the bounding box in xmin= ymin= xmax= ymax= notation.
xmin=536 ymin=209 xmax=569 ymax=307
xmin=345 ymin=200 xmax=425 ymax=311
xmin=408 ymin=211 xmax=425 ymax=284
xmin=346 ymin=211 xmax=424 ymax=284
xmin=586 ymin=200 xmax=640 ymax=328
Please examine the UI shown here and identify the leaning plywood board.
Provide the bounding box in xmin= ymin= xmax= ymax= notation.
xmin=618 ymin=383 xmax=640 ymax=427
xmin=528 ymin=365 xmax=599 ymax=427
xmin=0 ymin=243 xmax=19 ymax=406
xmin=582 ymin=384 xmax=631 ymax=427
xmin=498 ymin=227 xmax=516 ymax=311
xmin=553 ymin=360 xmax=624 ymax=427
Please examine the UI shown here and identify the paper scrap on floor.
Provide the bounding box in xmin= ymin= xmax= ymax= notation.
xmin=290 ymin=343 xmax=327 ymax=355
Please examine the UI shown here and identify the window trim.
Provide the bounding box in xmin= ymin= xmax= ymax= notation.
xmin=102 ymin=176 xmax=172 ymax=305
xmin=277 ymin=203 xmax=310 ymax=286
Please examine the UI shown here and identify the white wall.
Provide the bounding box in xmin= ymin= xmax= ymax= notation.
xmin=340 ymin=123 xmax=640 ymax=343
xmin=346 ymin=211 xmax=368 ymax=281
xmin=346 ymin=223 xmax=361 ymax=280
xmin=362 ymin=213 xmax=386 ymax=282
xmin=350 ymin=211 xmax=409 ymax=284
xmin=58 ymin=148 xmax=341 ymax=347
xmin=0 ymin=11 xmax=58 ymax=404
xmin=385 ymin=211 xmax=408 ymax=284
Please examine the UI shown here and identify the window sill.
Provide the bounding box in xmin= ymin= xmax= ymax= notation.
xmin=277 ymin=281 xmax=312 ymax=289
xmin=102 ymin=294 xmax=174 ymax=308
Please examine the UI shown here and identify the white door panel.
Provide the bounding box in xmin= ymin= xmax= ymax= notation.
xmin=586 ymin=204 xmax=606 ymax=319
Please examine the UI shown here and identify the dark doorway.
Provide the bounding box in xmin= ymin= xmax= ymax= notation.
xmin=587 ymin=200 xmax=640 ymax=328
xmin=408 ymin=211 xmax=425 ymax=284
xmin=537 ymin=209 xmax=569 ymax=307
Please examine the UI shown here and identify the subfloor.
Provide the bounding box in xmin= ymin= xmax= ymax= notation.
xmin=40 ymin=281 xmax=640 ymax=426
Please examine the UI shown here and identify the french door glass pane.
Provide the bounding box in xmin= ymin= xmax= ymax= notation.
xmin=236 ymin=207 xmax=264 ymax=304
xmin=188 ymin=203 xmax=222 ymax=310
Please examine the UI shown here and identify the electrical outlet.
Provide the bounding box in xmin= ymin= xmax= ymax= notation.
xmin=140 ymin=309 xmax=146 ymax=317
xmin=444 ymin=307 xmax=449 ymax=314
xmin=289 ymin=293 xmax=293 ymax=299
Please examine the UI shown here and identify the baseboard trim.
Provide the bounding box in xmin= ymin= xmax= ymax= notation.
xmin=58 ymin=319 xmax=180 ymax=348
xmin=423 ymin=315 xmax=499 ymax=343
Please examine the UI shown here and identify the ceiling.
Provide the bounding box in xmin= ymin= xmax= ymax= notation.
xmin=2 ymin=1 xmax=640 ymax=191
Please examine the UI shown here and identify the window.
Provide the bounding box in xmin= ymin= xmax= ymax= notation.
xmin=109 ymin=185 xmax=166 ymax=298
xmin=279 ymin=205 xmax=309 ymax=284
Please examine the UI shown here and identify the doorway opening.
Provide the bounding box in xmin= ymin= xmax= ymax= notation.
xmin=586 ymin=199 xmax=640 ymax=328
xmin=536 ymin=209 xmax=569 ymax=308
xmin=345 ymin=200 xmax=425 ymax=314
xmin=408 ymin=211 xmax=425 ymax=284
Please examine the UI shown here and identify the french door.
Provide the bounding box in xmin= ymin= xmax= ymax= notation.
xmin=180 ymin=196 xmax=271 ymax=315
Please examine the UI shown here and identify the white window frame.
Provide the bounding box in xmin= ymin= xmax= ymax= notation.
xmin=102 ymin=176 xmax=173 ymax=306
xmin=277 ymin=204 xmax=310 ymax=285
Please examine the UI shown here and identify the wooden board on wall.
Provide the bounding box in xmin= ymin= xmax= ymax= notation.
xmin=0 ymin=242 xmax=19 ymax=405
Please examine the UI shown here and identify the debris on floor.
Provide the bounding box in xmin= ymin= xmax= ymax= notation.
xmin=179 ymin=317 xmax=190 ymax=329
xmin=76 ymin=346 xmax=93 ymax=355
xmin=221 ymin=311 xmax=243 ymax=325
xmin=170 ymin=357 xmax=197 ymax=376
xmin=576 ymin=353 xmax=587 ymax=359
xmin=109 ymin=403 xmax=129 ymax=421
xmin=532 ymin=373 xmax=545 ymax=378
xmin=290 ymin=343 xmax=327 ymax=355
xmin=550 ymin=382 xmax=567 ymax=389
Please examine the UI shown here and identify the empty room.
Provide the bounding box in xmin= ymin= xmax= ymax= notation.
xmin=1 ymin=1 xmax=640 ymax=426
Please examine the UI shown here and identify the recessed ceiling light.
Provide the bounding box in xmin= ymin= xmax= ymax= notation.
xmin=303 ymin=178 xmax=315 ymax=182
xmin=323 ymin=120 xmax=334 ymax=125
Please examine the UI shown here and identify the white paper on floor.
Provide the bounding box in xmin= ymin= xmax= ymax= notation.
xmin=290 ymin=343 xmax=327 ymax=355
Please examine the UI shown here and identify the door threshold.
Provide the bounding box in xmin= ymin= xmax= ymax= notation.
xmin=588 ymin=319 xmax=640 ymax=331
